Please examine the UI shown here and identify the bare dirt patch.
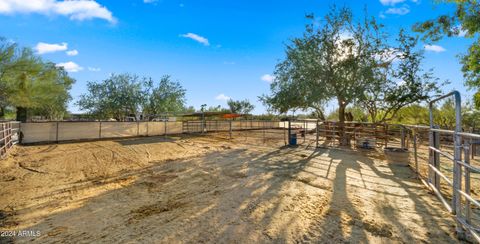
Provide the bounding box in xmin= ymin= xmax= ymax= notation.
xmin=0 ymin=134 xmax=461 ymax=243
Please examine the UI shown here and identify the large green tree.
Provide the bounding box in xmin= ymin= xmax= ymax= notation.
xmin=144 ymin=75 xmax=187 ymax=117
xmin=227 ymin=99 xmax=255 ymax=114
xmin=77 ymin=73 xmax=187 ymax=120
xmin=262 ymin=7 xmax=442 ymax=145
xmin=77 ymin=73 xmax=147 ymax=121
xmin=413 ymin=0 xmax=480 ymax=107
xmin=0 ymin=38 xmax=74 ymax=121
xmin=360 ymin=30 xmax=442 ymax=123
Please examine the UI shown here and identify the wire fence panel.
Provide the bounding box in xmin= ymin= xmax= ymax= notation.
xmin=0 ymin=122 xmax=16 ymax=158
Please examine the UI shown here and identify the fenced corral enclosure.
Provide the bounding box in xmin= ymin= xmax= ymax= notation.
xmin=5 ymin=96 xmax=480 ymax=242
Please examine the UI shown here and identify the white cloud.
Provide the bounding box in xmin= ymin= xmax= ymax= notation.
xmin=379 ymin=0 xmax=406 ymax=5
xmin=457 ymin=29 xmax=468 ymax=37
xmin=424 ymin=44 xmax=446 ymax=53
xmin=66 ymin=49 xmax=78 ymax=56
xmin=261 ymin=74 xmax=275 ymax=83
xmin=35 ymin=42 xmax=67 ymax=54
xmin=56 ymin=61 xmax=83 ymax=72
xmin=180 ymin=33 xmax=210 ymax=46
xmin=88 ymin=67 xmax=100 ymax=72
xmin=215 ymin=94 xmax=230 ymax=101
xmin=0 ymin=0 xmax=116 ymax=23
xmin=385 ymin=6 xmax=410 ymax=15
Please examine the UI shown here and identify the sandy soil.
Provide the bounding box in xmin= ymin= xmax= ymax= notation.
xmin=0 ymin=134 xmax=461 ymax=243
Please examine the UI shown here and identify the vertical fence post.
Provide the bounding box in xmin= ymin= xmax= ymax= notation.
xmin=164 ymin=120 xmax=167 ymax=138
xmin=263 ymin=121 xmax=266 ymax=144
xmin=384 ymin=124 xmax=388 ymax=148
xmin=434 ymin=126 xmax=440 ymax=190
xmin=288 ymin=119 xmax=291 ymax=146
xmin=229 ymin=120 xmax=232 ymax=140
xmin=56 ymin=121 xmax=59 ymax=143
xmin=464 ymin=143 xmax=471 ymax=226
xmin=303 ymin=120 xmax=306 ymax=143
xmin=401 ymin=126 xmax=406 ymax=148
xmin=146 ymin=121 xmax=149 ymax=137
xmin=8 ymin=123 xmax=12 ymax=147
xmin=413 ymin=128 xmax=419 ymax=178
xmin=137 ymin=121 xmax=140 ymax=136
xmin=454 ymin=132 xmax=462 ymax=218
xmin=99 ymin=121 xmax=102 ymax=139
xmin=1 ymin=123 xmax=5 ymax=156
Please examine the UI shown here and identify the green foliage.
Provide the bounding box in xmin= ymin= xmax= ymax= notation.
xmin=145 ymin=75 xmax=187 ymax=115
xmin=77 ymin=73 xmax=187 ymax=120
xmin=261 ymin=7 xmax=364 ymax=120
xmin=326 ymin=106 xmax=368 ymax=122
xmin=413 ymin=0 xmax=480 ymax=93
xmin=474 ymin=91 xmax=480 ymax=109
xmin=203 ymin=105 xmax=229 ymax=113
xmin=262 ymin=6 xmax=442 ymax=127
xmin=0 ymin=38 xmax=74 ymax=121
xmin=77 ymin=74 xmax=145 ymax=120
xmin=361 ymin=30 xmax=443 ymax=123
xmin=390 ymin=104 xmax=430 ymax=125
xmin=227 ymin=99 xmax=255 ymax=114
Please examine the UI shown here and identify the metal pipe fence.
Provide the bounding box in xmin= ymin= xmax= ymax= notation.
xmin=8 ymin=112 xmax=480 ymax=240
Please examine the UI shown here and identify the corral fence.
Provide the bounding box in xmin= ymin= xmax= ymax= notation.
xmin=7 ymin=91 xmax=480 ymax=241
xmin=0 ymin=121 xmax=20 ymax=158
xmin=404 ymin=91 xmax=480 ymax=242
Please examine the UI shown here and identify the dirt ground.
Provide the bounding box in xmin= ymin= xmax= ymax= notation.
xmin=0 ymin=134 xmax=461 ymax=243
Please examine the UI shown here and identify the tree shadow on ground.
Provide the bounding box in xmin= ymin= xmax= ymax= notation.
xmin=3 ymin=143 xmax=461 ymax=243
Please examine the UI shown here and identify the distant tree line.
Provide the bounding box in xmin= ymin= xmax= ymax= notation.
xmin=0 ymin=37 xmax=74 ymax=122
xmin=77 ymin=73 xmax=256 ymax=121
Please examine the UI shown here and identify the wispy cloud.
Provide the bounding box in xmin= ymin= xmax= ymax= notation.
xmin=180 ymin=33 xmax=210 ymax=46
xmin=88 ymin=67 xmax=101 ymax=72
xmin=385 ymin=6 xmax=410 ymax=15
xmin=66 ymin=49 xmax=78 ymax=56
xmin=35 ymin=42 xmax=67 ymax=54
xmin=424 ymin=44 xmax=446 ymax=53
xmin=261 ymin=74 xmax=275 ymax=83
xmin=143 ymin=0 xmax=157 ymax=3
xmin=379 ymin=0 xmax=406 ymax=6
xmin=215 ymin=94 xmax=230 ymax=101
xmin=56 ymin=61 xmax=83 ymax=72
xmin=0 ymin=0 xmax=116 ymax=23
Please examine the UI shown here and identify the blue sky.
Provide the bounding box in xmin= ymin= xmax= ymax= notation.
xmin=0 ymin=0 xmax=474 ymax=114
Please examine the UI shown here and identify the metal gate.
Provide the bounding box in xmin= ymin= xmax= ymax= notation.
xmin=428 ymin=91 xmax=480 ymax=241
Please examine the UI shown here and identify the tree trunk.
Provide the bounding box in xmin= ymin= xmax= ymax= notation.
xmin=16 ymin=107 xmax=28 ymax=122
xmin=0 ymin=106 xmax=4 ymax=120
xmin=338 ymin=100 xmax=350 ymax=146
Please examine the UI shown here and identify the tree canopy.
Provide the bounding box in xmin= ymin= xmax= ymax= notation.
xmin=261 ymin=6 xmax=442 ymax=144
xmin=0 ymin=38 xmax=74 ymax=121
xmin=227 ymin=99 xmax=255 ymax=114
xmin=413 ymin=0 xmax=480 ymax=108
xmin=77 ymin=73 xmax=187 ymax=121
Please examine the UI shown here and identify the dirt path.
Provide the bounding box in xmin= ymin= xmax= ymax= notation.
xmin=0 ymin=135 xmax=460 ymax=243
